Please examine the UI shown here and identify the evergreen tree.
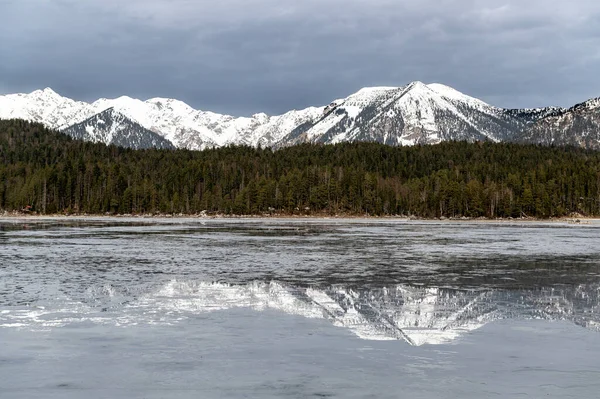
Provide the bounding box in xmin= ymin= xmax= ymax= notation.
xmin=1 ymin=118 xmax=600 ymax=218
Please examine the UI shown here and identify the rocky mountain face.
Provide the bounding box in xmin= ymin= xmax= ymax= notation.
xmin=516 ymin=98 xmax=600 ymax=149
xmin=63 ymin=108 xmax=174 ymax=150
xmin=0 ymin=83 xmax=597 ymax=150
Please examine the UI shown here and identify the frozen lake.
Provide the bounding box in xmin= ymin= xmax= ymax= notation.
xmin=1 ymin=218 xmax=599 ymax=398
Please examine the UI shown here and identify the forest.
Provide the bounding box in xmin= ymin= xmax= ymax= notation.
xmin=1 ymin=118 xmax=600 ymax=218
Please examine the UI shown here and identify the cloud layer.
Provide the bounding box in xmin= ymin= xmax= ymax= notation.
xmin=2 ymin=0 xmax=599 ymax=115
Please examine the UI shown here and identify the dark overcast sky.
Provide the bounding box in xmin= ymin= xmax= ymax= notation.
xmin=1 ymin=0 xmax=599 ymax=115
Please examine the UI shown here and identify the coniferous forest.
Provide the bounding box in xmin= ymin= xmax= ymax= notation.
xmin=1 ymin=118 xmax=600 ymax=218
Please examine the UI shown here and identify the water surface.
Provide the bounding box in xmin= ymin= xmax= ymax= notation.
xmin=1 ymin=218 xmax=599 ymax=398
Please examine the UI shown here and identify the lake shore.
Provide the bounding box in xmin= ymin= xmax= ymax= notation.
xmin=1 ymin=210 xmax=598 ymax=224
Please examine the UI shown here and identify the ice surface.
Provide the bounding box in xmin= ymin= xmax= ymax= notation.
xmin=1 ymin=218 xmax=599 ymax=346
xmin=1 ymin=218 xmax=600 ymax=398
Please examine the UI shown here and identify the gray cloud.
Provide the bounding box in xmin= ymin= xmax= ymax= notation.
xmin=1 ymin=0 xmax=600 ymax=115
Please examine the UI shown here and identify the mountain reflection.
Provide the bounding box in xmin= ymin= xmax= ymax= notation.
xmin=145 ymin=281 xmax=600 ymax=346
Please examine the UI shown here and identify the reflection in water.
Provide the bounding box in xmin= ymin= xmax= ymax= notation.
xmin=2 ymin=280 xmax=598 ymax=346
xmin=133 ymin=281 xmax=600 ymax=346
xmin=1 ymin=218 xmax=600 ymax=346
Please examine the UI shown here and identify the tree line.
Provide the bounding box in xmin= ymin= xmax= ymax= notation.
xmin=1 ymin=118 xmax=600 ymax=218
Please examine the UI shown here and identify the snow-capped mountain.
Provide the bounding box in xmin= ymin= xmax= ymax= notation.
xmin=63 ymin=108 xmax=174 ymax=150
xmin=1 ymin=83 xmax=596 ymax=150
xmin=516 ymin=97 xmax=600 ymax=149
xmin=0 ymin=88 xmax=92 ymax=130
xmin=0 ymin=87 xmax=323 ymax=150
xmin=277 ymin=82 xmax=546 ymax=147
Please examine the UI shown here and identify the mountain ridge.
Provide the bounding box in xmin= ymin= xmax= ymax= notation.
xmin=2 ymin=82 xmax=598 ymax=150
xmin=517 ymin=96 xmax=600 ymax=148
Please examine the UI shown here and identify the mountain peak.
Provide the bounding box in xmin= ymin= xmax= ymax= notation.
xmin=402 ymin=81 xmax=439 ymax=98
xmin=42 ymin=87 xmax=58 ymax=95
xmin=407 ymin=80 xmax=427 ymax=88
xmin=146 ymin=97 xmax=196 ymax=115
xmin=30 ymin=87 xmax=61 ymax=98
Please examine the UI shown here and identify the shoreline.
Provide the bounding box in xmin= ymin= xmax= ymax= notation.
xmin=0 ymin=211 xmax=597 ymax=224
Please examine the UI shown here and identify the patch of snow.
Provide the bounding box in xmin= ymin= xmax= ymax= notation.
xmin=343 ymin=105 xmax=362 ymax=119
xmin=85 ymin=125 xmax=95 ymax=138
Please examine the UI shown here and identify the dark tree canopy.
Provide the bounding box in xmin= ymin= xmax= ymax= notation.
xmin=1 ymin=118 xmax=600 ymax=218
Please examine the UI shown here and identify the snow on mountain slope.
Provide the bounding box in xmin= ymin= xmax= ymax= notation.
xmin=90 ymin=97 xmax=277 ymax=149
xmin=89 ymin=98 xmax=325 ymax=149
xmin=63 ymin=108 xmax=175 ymax=150
xmin=0 ymin=83 xmax=592 ymax=150
xmin=250 ymin=107 xmax=325 ymax=147
xmin=0 ymin=88 xmax=91 ymax=130
xmin=0 ymin=88 xmax=323 ymax=150
xmin=427 ymin=83 xmax=492 ymax=111
xmin=278 ymin=81 xmax=521 ymax=147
